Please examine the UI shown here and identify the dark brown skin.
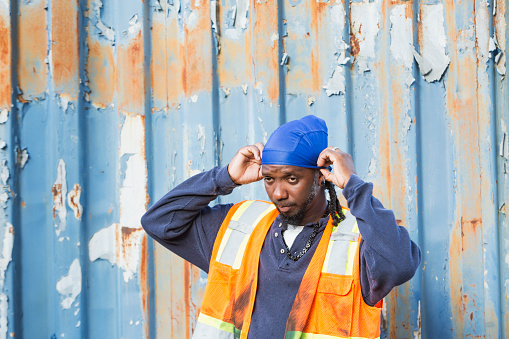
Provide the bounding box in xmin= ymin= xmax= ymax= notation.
xmin=261 ymin=165 xmax=326 ymax=225
xmin=227 ymin=143 xmax=356 ymax=225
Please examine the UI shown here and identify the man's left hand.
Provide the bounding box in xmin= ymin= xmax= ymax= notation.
xmin=317 ymin=147 xmax=356 ymax=189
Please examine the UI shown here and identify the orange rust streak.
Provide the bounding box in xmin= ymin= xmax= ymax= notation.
xmin=87 ymin=39 xmax=116 ymax=109
xmin=184 ymin=261 xmax=191 ymax=339
xmin=140 ymin=234 xmax=150 ymax=338
xmin=184 ymin=0 xmax=212 ymax=97
xmin=118 ymin=31 xmax=145 ymax=114
xmin=52 ymin=0 xmax=78 ymax=98
xmin=18 ymin=0 xmax=48 ymax=100
xmin=0 ymin=14 xmax=11 ymax=109
xmin=309 ymin=1 xmax=328 ymax=93
xmin=253 ymin=0 xmax=279 ymax=103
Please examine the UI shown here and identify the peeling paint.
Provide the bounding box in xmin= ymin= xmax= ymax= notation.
xmin=323 ymin=65 xmax=345 ymax=96
xmin=241 ymin=84 xmax=248 ymax=94
xmin=350 ymin=1 xmax=380 ymax=72
xmin=52 ymin=159 xmax=67 ymax=236
xmin=0 ymin=223 xmax=13 ymax=339
xmin=494 ymin=0 xmax=506 ymax=75
xmin=15 ymin=148 xmax=28 ymax=168
xmin=119 ymin=115 xmax=148 ymax=228
xmin=0 ymin=140 xmax=5 ymax=150
xmin=417 ymin=4 xmax=450 ymax=82
xmin=0 ymin=110 xmax=7 ymax=124
xmin=280 ymin=53 xmax=289 ymax=66
xmin=88 ymin=0 xmax=115 ymax=42
xmin=0 ymin=161 xmax=8 ymax=187
xmin=56 ymin=259 xmax=81 ymax=309
xmin=88 ymin=224 xmax=145 ymax=282
xmin=67 ymin=184 xmax=82 ymax=220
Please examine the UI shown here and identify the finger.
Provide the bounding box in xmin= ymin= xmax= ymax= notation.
xmin=317 ymin=150 xmax=333 ymax=167
xmin=244 ymin=145 xmax=262 ymax=161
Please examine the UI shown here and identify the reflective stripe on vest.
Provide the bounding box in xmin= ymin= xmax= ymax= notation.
xmin=286 ymin=331 xmax=380 ymax=339
xmin=322 ymin=209 xmax=360 ymax=276
xmin=193 ymin=314 xmax=241 ymax=339
xmin=216 ymin=200 xmax=276 ymax=269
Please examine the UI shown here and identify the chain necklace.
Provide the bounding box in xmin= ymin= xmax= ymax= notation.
xmin=280 ymin=205 xmax=330 ymax=262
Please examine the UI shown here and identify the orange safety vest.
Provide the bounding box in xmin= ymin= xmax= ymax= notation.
xmin=193 ymin=200 xmax=382 ymax=339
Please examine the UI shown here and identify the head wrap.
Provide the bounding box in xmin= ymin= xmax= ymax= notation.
xmin=262 ymin=115 xmax=328 ymax=169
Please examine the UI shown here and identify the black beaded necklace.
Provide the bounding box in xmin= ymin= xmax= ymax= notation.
xmin=280 ymin=205 xmax=330 ymax=262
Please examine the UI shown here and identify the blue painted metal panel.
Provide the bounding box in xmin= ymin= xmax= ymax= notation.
xmin=0 ymin=0 xmax=507 ymax=337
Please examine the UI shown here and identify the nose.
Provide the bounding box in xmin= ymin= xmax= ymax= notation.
xmin=272 ymin=182 xmax=288 ymax=201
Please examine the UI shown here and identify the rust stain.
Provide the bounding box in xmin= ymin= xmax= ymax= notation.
xmin=118 ymin=31 xmax=145 ymax=114
xmin=184 ymin=261 xmax=191 ymax=339
xmin=68 ymin=183 xmax=82 ymax=219
xmin=0 ymin=13 xmax=11 ymax=109
xmin=20 ymin=201 xmax=25 ymax=208
xmin=86 ymin=38 xmax=116 ymax=109
xmin=253 ymin=0 xmax=279 ymax=103
xmin=140 ymin=234 xmax=150 ymax=338
xmin=309 ymin=0 xmax=328 ymax=93
xmin=183 ymin=1 xmax=212 ymax=97
xmin=18 ymin=0 xmax=48 ymax=100
xmin=52 ymin=0 xmax=79 ymax=98
xmin=151 ymin=15 xmax=183 ymax=111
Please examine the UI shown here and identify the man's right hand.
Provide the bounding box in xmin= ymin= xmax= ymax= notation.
xmin=227 ymin=143 xmax=264 ymax=185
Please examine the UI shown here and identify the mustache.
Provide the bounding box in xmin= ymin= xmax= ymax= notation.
xmin=275 ymin=203 xmax=296 ymax=208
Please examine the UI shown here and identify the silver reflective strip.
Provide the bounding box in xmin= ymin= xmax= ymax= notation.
xmin=335 ymin=210 xmax=357 ymax=233
xmin=217 ymin=201 xmax=273 ymax=266
xmin=193 ymin=321 xmax=238 ymax=339
xmin=326 ymin=240 xmax=351 ymax=275
xmin=218 ymin=229 xmax=247 ymax=266
xmin=235 ymin=200 xmax=273 ymax=226
xmin=330 ymin=231 xmax=359 ymax=242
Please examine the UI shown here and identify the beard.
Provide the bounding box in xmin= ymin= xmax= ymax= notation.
xmin=278 ymin=174 xmax=319 ymax=225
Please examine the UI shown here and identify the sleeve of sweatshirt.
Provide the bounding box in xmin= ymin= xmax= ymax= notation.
xmin=140 ymin=166 xmax=239 ymax=273
xmin=342 ymin=174 xmax=421 ymax=307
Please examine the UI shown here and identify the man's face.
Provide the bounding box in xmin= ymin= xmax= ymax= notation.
xmin=261 ymin=165 xmax=321 ymax=225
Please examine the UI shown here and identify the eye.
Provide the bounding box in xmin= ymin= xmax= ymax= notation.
xmin=287 ymin=177 xmax=298 ymax=184
xmin=264 ymin=177 xmax=274 ymax=183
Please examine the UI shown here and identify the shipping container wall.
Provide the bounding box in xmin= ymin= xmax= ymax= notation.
xmin=0 ymin=0 xmax=507 ymax=337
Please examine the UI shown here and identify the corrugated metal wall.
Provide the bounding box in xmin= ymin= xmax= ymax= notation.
xmin=0 ymin=0 xmax=507 ymax=337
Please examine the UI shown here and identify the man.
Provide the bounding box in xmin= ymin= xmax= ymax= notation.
xmin=141 ymin=115 xmax=421 ymax=339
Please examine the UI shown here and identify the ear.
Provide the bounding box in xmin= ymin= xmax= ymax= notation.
xmin=318 ymin=171 xmax=326 ymax=187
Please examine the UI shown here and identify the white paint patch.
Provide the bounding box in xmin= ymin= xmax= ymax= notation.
xmin=210 ymin=0 xmax=217 ymax=30
xmin=190 ymin=95 xmax=199 ymax=103
xmin=119 ymin=115 xmax=147 ymax=229
xmin=56 ymin=259 xmax=81 ymax=309
xmin=235 ymin=0 xmax=249 ymax=29
xmin=476 ymin=1 xmax=491 ymax=65
xmin=390 ymin=5 xmax=413 ymax=69
xmin=53 ymin=159 xmax=68 ymax=236
xmin=16 ymin=148 xmax=29 ymax=168
xmin=58 ymin=93 xmax=75 ymax=113
xmin=0 ymin=161 xmax=9 ymax=186
xmin=323 ymin=66 xmax=345 ymax=96
xmin=89 ymin=224 xmax=117 ymax=265
xmin=67 ymin=184 xmax=82 ymax=220
xmin=88 ymin=224 xmax=145 ymax=282
xmin=0 ymin=110 xmax=8 ymax=124
xmin=329 ymin=4 xmax=345 ymax=29
xmin=241 ymin=84 xmax=248 ymax=94
xmin=307 ymin=96 xmax=315 ymax=106
xmin=418 ymin=4 xmax=450 ymax=82
xmin=350 ymin=1 xmax=380 ymax=72
xmin=0 ymin=223 xmax=13 ymax=339
xmin=280 ymin=53 xmax=289 ymax=66
xmin=0 ymin=140 xmax=5 ymax=150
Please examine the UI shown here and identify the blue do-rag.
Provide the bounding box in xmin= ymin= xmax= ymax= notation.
xmin=262 ymin=115 xmax=329 ymax=169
